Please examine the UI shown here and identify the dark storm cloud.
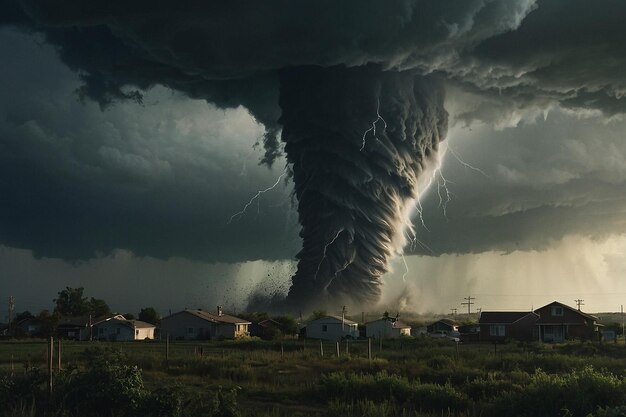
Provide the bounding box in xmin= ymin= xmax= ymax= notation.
xmin=0 ymin=29 xmax=299 ymax=263
xmin=408 ymin=111 xmax=626 ymax=256
xmin=4 ymin=0 xmax=626 ymax=307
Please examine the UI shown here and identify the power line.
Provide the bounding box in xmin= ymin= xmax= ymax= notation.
xmin=574 ymin=299 xmax=585 ymax=311
xmin=461 ymin=295 xmax=475 ymax=315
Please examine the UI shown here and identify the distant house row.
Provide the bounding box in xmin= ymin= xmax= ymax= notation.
xmin=2 ymin=300 xmax=606 ymax=343
xmin=302 ymin=315 xmax=411 ymax=341
xmin=301 ymin=301 xmax=605 ymax=343
xmin=4 ymin=306 xmax=253 ymax=341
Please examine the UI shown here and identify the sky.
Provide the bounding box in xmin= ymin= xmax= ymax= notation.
xmin=2 ymin=0 xmax=626 ymax=317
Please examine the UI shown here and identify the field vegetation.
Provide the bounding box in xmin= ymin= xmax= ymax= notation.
xmin=1 ymin=337 xmax=626 ymax=416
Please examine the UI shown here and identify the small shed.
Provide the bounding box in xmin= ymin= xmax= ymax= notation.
xmin=93 ymin=318 xmax=156 ymax=341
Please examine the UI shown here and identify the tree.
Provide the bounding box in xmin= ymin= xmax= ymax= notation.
xmin=89 ymin=297 xmax=112 ymax=317
xmin=54 ymin=287 xmax=91 ymax=316
xmin=15 ymin=311 xmax=33 ymax=322
xmin=273 ymin=316 xmax=299 ymax=336
xmin=138 ymin=307 xmax=160 ymax=325
xmin=54 ymin=287 xmax=111 ymax=317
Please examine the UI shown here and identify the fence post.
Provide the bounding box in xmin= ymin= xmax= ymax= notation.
xmin=47 ymin=336 xmax=54 ymax=396
xmin=319 ymin=340 xmax=324 ymax=357
xmin=281 ymin=342 xmax=284 ymax=361
xmin=336 ymin=341 xmax=340 ymax=358
xmin=165 ymin=334 xmax=170 ymax=364
xmin=345 ymin=339 xmax=349 ymax=356
xmin=57 ymin=339 xmax=62 ymax=370
xmin=368 ymin=337 xmax=372 ymax=362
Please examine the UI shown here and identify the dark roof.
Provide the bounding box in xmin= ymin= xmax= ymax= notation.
xmin=165 ymin=309 xmax=251 ymax=325
xmin=258 ymin=319 xmax=282 ymax=328
xmin=430 ymin=318 xmax=458 ymax=326
xmin=479 ymin=311 xmax=537 ymax=324
xmin=535 ymin=301 xmax=598 ymax=321
xmin=58 ymin=314 xmax=126 ymax=327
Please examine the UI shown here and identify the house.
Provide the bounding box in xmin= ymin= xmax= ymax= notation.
xmin=365 ymin=317 xmax=411 ymax=339
xmin=160 ymin=306 xmax=251 ymax=340
xmin=249 ymin=319 xmax=283 ymax=340
xmin=57 ymin=314 xmax=126 ymax=340
xmin=304 ymin=315 xmax=359 ymax=341
xmin=15 ymin=317 xmax=41 ymax=336
xmin=479 ymin=311 xmax=539 ymax=342
xmin=534 ymin=301 xmax=602 ymax=342
xmin=427 ymin=319 xmax=459 ymax=334
xmin=93 ymin=318 xmax=156 ymax=341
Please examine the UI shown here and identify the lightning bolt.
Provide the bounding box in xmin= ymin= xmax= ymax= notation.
xmin=414 ymin=189 xmax=430 ymax=231
xmin=227 ymin=167 xmax=287 ymax=224
xmin=406 ymin=227 xmax=435 ymax=255
xmin=435 ymin=168 xmax=453 ymax=220
xmin=314 ymin=229 xmax=343 ymax=280
xmin=446 ymin=142 xmax=490 ymax=178
xmin=360 ymin=97 xmax=387 ymax=151
xmin=401 ymin=254 xmax=409 ymax=282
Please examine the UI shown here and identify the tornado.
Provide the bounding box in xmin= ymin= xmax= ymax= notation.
xmin=279 ymin=65 xmax=448 ymax=310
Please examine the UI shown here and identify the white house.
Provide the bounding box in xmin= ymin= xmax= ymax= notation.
xmin=160 ymin=307 xmax=251 ymax=340
xmin=93 ymin=318 xmax=156 ymax=341
xmin=305 ymin=315 xmax=359 ymax=341
xmin=366 ymin=317 xmax=411 ymax=339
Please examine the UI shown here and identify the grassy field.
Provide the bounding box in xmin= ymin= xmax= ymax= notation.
xmin=2 ymin=337 xmax=626 ymax=416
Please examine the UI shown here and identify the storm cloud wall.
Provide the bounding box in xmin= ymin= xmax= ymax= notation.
xmin=279 ymin=66 xmax=447 ymax=309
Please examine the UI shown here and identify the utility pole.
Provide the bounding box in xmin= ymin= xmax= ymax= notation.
xmin=574 ymin=299 xmax=584 ymax=311
xmin=620 ymin=304 xmax=626 ymax=343
xmin=341 ymin=306 xmax=346 ymax=332
xmin=461 ymin=296 xmax=475 ymax=316
xmin=8 ymin=296 xmax=15 ymax=329
xmin=450 ymin=308 xmax=457 ymax=320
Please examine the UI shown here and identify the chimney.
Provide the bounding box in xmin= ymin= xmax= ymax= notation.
xmin=217 ymin=305 xmax=223 ymax=316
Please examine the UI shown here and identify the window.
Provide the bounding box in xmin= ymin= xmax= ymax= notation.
xmin=322 ymin=325 xmax=328 ymax=332
xmin=188 ymin=327 xmax=195 ymax=335
xmin=551 ymin=306 xmax=564 ymax=316
xmin=490 ymin=325 xmax=505 ymax=337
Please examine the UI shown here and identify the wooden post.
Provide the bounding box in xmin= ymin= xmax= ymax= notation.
xmin=10 ymin=353 xmax=14 ymax=375
xmin=280 ymin=342 xmax=284 ymax=360
xmin=47 ymin=336 xmax=54 ymax=396
xmin=345 ymin=339 xmax=349 ymax=356
xmin=57 ymin=339 xmax=62 ymax=370
xmin=165 ymin=334 xmax=170 ymax=363
xmin=200 ymin=346 xmax=204 ymax=357
xmin=319 ymin=340 xmax=324 ymax=357
xmin=367 ymin=337 xmax=372 ymax=362
xmin=222 ymin=349 xmax=225 ymax=360
xmin=379 ymin=334 xmax=383 ymax=352
xmin=303 ymin=338 xmax=306 ymax=352
xmin=335 ymin=341 xmax=340 ymax=358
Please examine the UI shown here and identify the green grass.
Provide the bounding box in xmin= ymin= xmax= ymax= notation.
xmin=1 ymin=338 xmax=626 ymax=416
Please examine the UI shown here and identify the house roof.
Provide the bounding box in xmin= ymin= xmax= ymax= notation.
xmin=430 ymin=318 xmax=459 ymax=326
xmin=308 ymin=315 xmax=358 ymax=325
xmin=165 ymin=309 xmax=251 ymax=325
xmin=258 ymin=319 xmax=282 ymax=328
xmin=94 ymin=318 xmax=156 ymax=330
xmin=364 ymin=318 xmax=410 ymax=329
xmin=57 ymin=314 xmax=126 ymax=327
xmin=535 ymin=301 xmax=598 ymax=322
xmin=392 ymin=320 xmax=410 ymax=329
xmin=479 ymin=311 xmax=538 ymax=324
